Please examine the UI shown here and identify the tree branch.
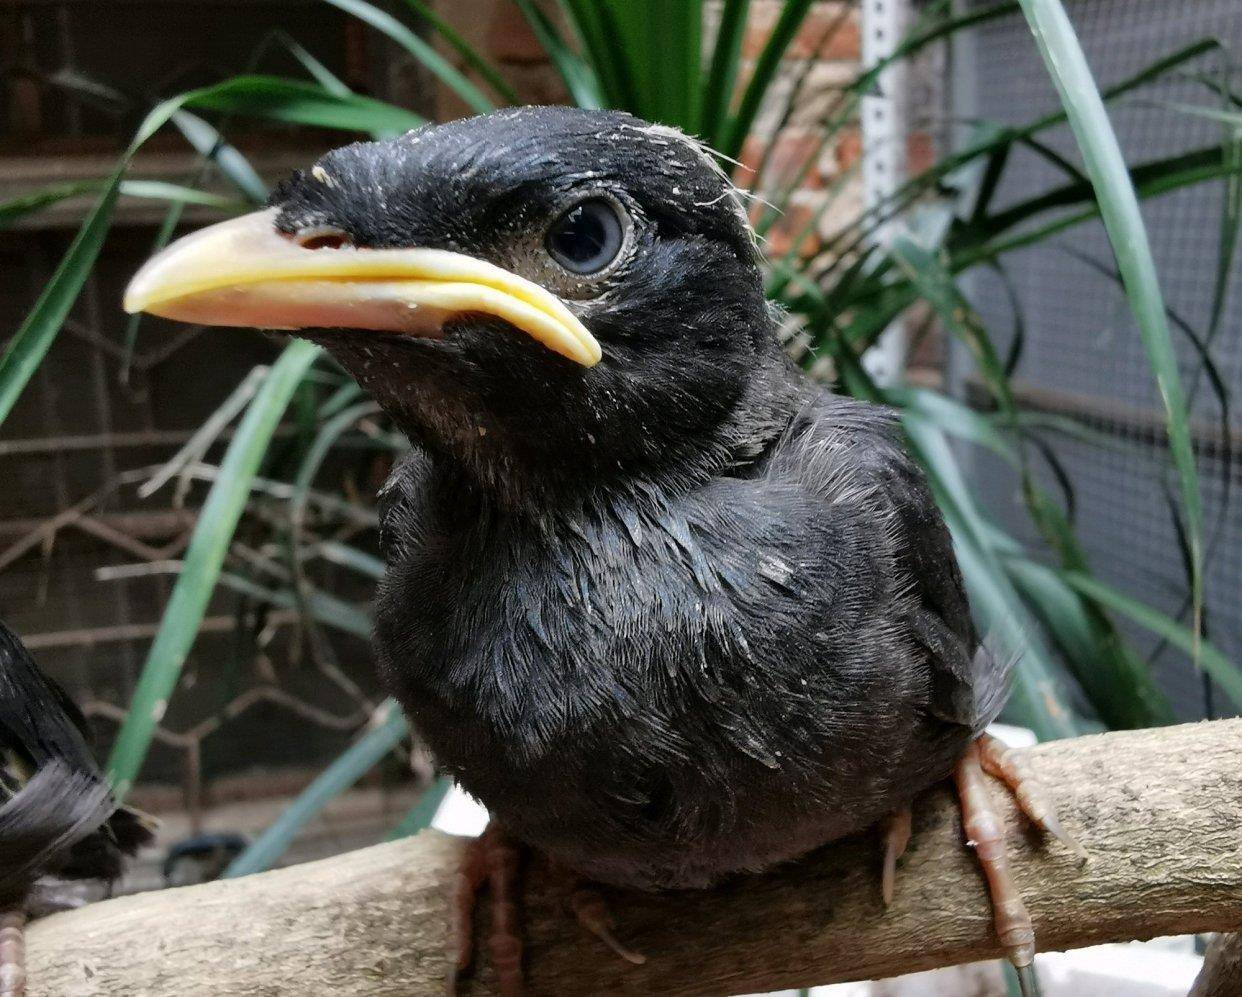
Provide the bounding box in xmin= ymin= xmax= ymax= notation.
xmin=27 ymin=719 xmax=1242 ymax=996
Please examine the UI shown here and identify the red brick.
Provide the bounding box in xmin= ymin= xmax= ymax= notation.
xmin=834 ymin=126 xmax=862 ymax=172
xmin=487 ymin=0 xmax=548 ymax=65
xmin=738 ymin=128 xmax=826 ymax=191
xmin=907 ymin=130 xmax=936 ymax=176
xmin=742 ymin=2 xmax=860 ymax=63
xmin=757 ymin=200 xmax=822 ymax=259
xmin=793 ymin=4 xmax=861 ymax=61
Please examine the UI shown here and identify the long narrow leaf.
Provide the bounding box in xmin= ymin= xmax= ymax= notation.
xmin=278 ymin=34 xmax=354 ymax=97
xmin=0 ymin=180 xmax=242 ymax=233
xmin=560 ymin=0 xmax=639 ymax=110
xmin=0 ymin=169 xmax=124 ymax=427
xmin=1017 ymin=0 xmax=1205 ymax=648
xmin=513 ymin=0 xmax=602 ymax=108
xmin=322 ymin=0 xmax=494 ymax=114
xmin=903 ymin=420 xmax=1086 ymax=740
xmin=720 ymin=0 xmax=815 ymax=160
xmin=398 ymin=0 xmax=519 ymax=105
xmin=106 ymin=340 xmax=321 ymax=796
xmin=387 ymin=775 xmax=453 ymax=840
xmin=1061 ymin=572 xmax=1242 ymax=710
xmin=700 ymin=0 xmax=750 ymax=145
xmin=0 ymin=81 xmax=279 ymax=428
xmin=182 ymin=75 xmax=424 ymax=135
xmin=169 ymin=111 xmax=268 ymax=202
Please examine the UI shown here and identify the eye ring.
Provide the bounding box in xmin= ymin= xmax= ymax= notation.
xmin=544 ymin=196 xmax=629 ymax=276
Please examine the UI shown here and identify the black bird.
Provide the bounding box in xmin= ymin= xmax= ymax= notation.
xmin=126 ymin=106 xmax=1081 ymax=995
xmin=0 ymin=621 xmax=155 ymax=997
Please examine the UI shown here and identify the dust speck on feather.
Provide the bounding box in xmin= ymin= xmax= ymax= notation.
xmin=311 ymin=165 xmax=337 ymax=188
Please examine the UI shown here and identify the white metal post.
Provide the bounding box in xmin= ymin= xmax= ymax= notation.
xmin=860 ymin=0 xmax=909 ymax=386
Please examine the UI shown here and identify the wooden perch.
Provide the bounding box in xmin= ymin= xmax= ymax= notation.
xmin=26 ymin=719 xmax=1242 ymax=996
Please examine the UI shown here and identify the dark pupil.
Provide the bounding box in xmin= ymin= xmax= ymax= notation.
xmin=547 ymin=200 xmax=621 ymax=274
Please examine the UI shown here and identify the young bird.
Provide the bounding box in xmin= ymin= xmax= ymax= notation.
xmin=0 ymin=622 xmax=155 ymax=997
xmin=126 ymin=106 xmax=1081 ymax=996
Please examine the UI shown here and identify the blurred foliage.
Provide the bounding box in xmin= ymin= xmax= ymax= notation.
xmin=1 ymin=0 xmax=1239 ymax=872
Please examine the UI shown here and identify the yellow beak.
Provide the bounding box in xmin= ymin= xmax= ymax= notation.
xmin=123 ymin=208 xmax=601 ymax=367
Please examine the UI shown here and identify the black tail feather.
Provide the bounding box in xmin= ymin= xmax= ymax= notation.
xmin=0 ymin=762 xmax=114 ymax=908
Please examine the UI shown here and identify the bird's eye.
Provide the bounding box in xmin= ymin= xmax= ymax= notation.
xmin=545 ymin=198 xmax=626 ymax=275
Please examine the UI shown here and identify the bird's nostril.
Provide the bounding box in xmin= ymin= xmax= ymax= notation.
xmin=294 ymin=227 xmax=352 ymax=251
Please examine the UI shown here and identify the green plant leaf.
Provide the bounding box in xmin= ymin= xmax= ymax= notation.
xmin=182 ymin=75 xmax=425 ymax=135
xmin=0 ymin=80 xmax=282 ymax=429
xmin=720 ymin=0 xmax=815 ymax=160
xmin=322 ymin=0 xmax=494 ymax=115
xmin=169 ymin=110 xmax=268 ymax=202
xmin=890 ymin=233 xmax=1176 ymax=729
xmin=277 ymin=32 xmax=355 ymax=97
xmin=0 ymin=180 xmax=242 ymax=232
xmin=0 ymin=168 xmax=125 ymax=427
xmin=224 ymin=700 xmax=410 ymax=877
xmin=1017 ymin=0 xmax=1205 ymax=647
xmin=106 ymin=340 xmax=321 ymax=796
xmin=513 ymin=0 xmax=602 ymax=108
xmin=700 ymin=0 xmax=750 ymax=145
xmin=901 ymin=418 xmax=1087 ymax=740
xmin=1060 ymin=571 xmax=1242 ymax=710
xmin=216 ymin=571 xmax=372 ymax=639
xmin=560 ymin=0 xmax=639 ymax=110
xmin=397 ymin=0 xmax=519 ymax=105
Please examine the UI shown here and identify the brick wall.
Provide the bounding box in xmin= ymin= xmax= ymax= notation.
xmin=735 ymin=1 xmax=865 ymax=258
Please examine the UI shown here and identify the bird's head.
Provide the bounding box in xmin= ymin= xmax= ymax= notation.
xmin=126 ymin=107 xmax=787 ymax=504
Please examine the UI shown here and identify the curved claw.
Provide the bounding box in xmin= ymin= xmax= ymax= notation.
xmin=570 ymin=887 xmax=647 ymax=965
xmin=880 ymin=807 xmax=912 ymax=906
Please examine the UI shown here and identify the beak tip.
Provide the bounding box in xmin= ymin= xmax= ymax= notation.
xmin=123 ymin=270 xmax=153 ymax=315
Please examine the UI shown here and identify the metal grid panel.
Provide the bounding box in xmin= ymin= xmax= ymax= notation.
xmin=957 ymin=0 xmax=1242 ymax=720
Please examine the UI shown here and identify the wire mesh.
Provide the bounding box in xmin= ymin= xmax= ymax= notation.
xmin=958 ymin=0 xmax=1242 ymax=720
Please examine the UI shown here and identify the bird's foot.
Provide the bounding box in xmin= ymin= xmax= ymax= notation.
xmin=879 ymin=806 xmax=912 ymax=906
xmin=568 ymin=884 xmax=646 ymax=965
xmin=448 ymin=824 xmax=524 ymax=997
xmin=955 ymin=734 xmax=1085 ymax=997
xmin=976 ymin=733 xmax=1087 ymax=861
xmin=0 ymin=910 xmax=26 ymax=997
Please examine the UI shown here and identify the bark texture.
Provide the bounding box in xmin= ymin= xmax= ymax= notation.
xmin=25 ymin=719 xmax=1242 ymax=996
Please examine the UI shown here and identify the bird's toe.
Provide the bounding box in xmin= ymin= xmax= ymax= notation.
xmin=0 ymin=910 xmax=26 ymax=997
